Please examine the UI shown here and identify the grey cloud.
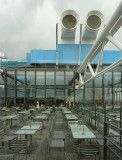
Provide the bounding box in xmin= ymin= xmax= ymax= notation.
xmin=0 ymin=0 xmax=121 ymax=60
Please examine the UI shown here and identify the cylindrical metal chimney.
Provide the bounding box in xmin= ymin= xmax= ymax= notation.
xmin=60 ymin=10 xmax=80 ymax=38
xmin=82 ymin=10 xmax=104 ymax=39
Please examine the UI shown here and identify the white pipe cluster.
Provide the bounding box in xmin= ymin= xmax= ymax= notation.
xmin=60 ymin=10 xmax=104 ymax=40
xmin=60 ymin=10 xmax=80 ymax=38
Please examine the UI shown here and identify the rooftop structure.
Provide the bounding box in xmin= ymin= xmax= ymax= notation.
xmin=0 ymin=1 xmax=122 ymax=160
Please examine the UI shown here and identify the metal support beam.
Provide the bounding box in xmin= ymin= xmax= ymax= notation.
xmin=107 ymin=35 xmax=122 ymax=51
xmin=121 ymin=71 xmax=122 ymax=104
xmin=104 ymin=122 xmax=108 ymax=160
xmin=95 ymin=41 xmax=105 ymax=74
xmin=69 ymin=72 xmax=79 ymax=86
xmin=14 ymin=70 xmax=17 ymax=107
xmin=54 ymin=71 xmax=56 ymax=105
xmin=87 ymin=62 xmax=95 ymax=76
xmin=45 ymin=70 xmax=46 ymax=104
xmin=34 ymin=71 xmax=36 ymax=107
xmin=24 ymin=70 xmax=26 ymax=106
xmin=2 ymin=72 xmax=25 ymax=84
xmin=102 ymin=73 xmax=105 ymax=106
xmin=1 ymin=72 xmax=4 ymax=80
xmin=83 ymin=80 xmax=85 ymax=104
xmin=64 ymin=71 xmax=66 ymax=102
xmin=4 ymin=70 xmax=7 ymax=107
xmin=95 ymin=103 xmax=97 ymax=129
xmin=93 ymin=80 xmax=95 ymax=104
xmin=120 ymin=107 xmax=122 ymax=146
xmin=78 ymin=24 xmax=82 ymax=65
xmin=79 ymin=73 xmax=84 ymax=84
xmin=112 ymin=71 xmax=115 ymax=109
xmin=56 ymin=23 xmax=58 ymax=66
xmin=78 ymin=58 xmax=122 ymax=88
xmin=73 ymin=72 xmax=75 ymax=107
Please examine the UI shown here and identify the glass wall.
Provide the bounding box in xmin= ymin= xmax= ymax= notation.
xmin=0 ymin=65 xmax=121 ymax=108
xmin=16 ymin=71 xmax=25 ymax=106
xmin=0 ymin=73 xmax=4 ymax=106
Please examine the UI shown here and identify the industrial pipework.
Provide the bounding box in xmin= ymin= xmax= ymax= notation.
xmin=82 ymin=10 xmax=104 ymax=40
xmin=60 ymin=10 xmax=80 ymax=39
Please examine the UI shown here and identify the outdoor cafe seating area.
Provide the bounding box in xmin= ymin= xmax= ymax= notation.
xmin=0 ymin=105 xmax=112 ymax=160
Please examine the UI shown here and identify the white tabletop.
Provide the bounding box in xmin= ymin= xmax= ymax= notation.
xmin=0 ymin=115 xmax=17 ymax=120
xmin=70 ymin=124 xmax=96 ymax=139
xmin=42 ymin=111 xmax=50 ymax=114
xmin=21 ymin=125 xmax=41 ymax=130
xmin=35 ymin=115 xmax=48 ymax=120
xmin=65 ymin=114 xmax=78 ymax=120
xmin=108 ymin=113 xmax=120 ymax=116
xmin=63 ymin=111 xmax=72 ymax=114
xmin=18 ymin=111 xmax=29 ymax=114
xmin=14 ymin=129 xmax=37 ymax=135
xmin=72 ymin=132 xmax=96 ymax=139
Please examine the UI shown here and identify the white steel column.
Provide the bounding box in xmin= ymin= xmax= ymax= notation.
xmin=76 ymin=1 xmax=122 ymax=88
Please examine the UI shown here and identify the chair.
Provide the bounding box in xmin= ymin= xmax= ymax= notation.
xmin=56 ymin=111 xmax=63 ymax=119
xmin=97 ymin=123 xmax=104 ymax=135
xmin=49 ymin=139 xmax=65 ymax=152
xmin=8 ymin=140 xmax=30 ymax=160
xmin=0 ymin=154 xmax=15 ymax=160
xmin=0 ymin=120 xmax=5 ymax=129
xmin=4 ymin=125 xmax=10 ymax=135
xmin=31 ymin=122 xmax=43 ymax=135
xmin=3 ymin=124 xmax=18 ymax=136
xmin=46 ymin=134 xmax=65 ymax=160
xmin=49 ymin=127 xmax=65 ymax=141
xmin=0 ymin=129 xmax=16 ymax=148
xmin=53 ymin=130 xmax=65 ymax=136
xmin=109 ymin=131 xmax=120 ymax=143
xmin=31 ymin=121 xmax=42 ymax=127
xmin=77 ymin=144 xmax=100 ymax=160
xmin=68 ymin=121 xmax=78 ymax=129
xmin=54 ymin=120 xmax=63 ymax=130
xmin=12 ymin=115 xmax=22 ymax=127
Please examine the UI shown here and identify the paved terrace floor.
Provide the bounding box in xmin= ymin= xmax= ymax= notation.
xmin=0 ymin=111 xmax=104 ymax=160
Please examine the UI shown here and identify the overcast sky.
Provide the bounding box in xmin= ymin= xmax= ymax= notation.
xmin=0 ymin=0 xmax=121 ymax=60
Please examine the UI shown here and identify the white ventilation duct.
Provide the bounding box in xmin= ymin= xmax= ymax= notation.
xmin=82 ymin=10 xmax=104 ymax=40
xmin=60 ymin=10 xmax=80 ymax=39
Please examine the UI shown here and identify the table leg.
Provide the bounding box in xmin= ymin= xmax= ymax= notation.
xmin=90 ymin=139 xmax=91 ymax=144
xmin=6 ymin=119 xmax=9 ymax=125
xmin=42 ymin=119 xmax=44 ymax=129
xmin=10 ymin=119 xmax=12 ymax=128
xmin=25 ymin=135 xmax=28 ymax=141
xmin=30 ymin=135 xmax=32 ymax=147
xmin=30 ymin=135 xmax=38 ymax=151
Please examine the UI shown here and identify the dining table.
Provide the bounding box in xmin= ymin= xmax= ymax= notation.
xmin=21 ymin=125 xmax=41 ymax=130
xmin=65 ymin=114 xmax=78 ymax=121
xmin=14 ymin=129 xmax=38 ymax=150
xmin=0 ymin=115 xmax=17 ymax=128
xmin=35 ymin=115 xmax=48 ymax=120
xmin=69 ymin=124 xmax=96 ymax=140
xmin=42 ymin=110 xmax=51 ymax=115
xmin=63 ymin=110 xmax=72 ymax=114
